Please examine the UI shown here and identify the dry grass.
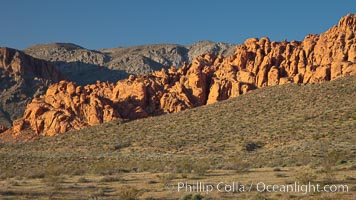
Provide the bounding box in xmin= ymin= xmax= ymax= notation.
xmin=0 ymin=75 xmax=355 ymax=199
xmin=0 ymin=167 xmax=354 ymax=199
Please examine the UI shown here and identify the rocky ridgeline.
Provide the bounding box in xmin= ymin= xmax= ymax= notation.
xmin=0 ymin=34 xmax=235 ymax=130
xmin=24 ymin=41 xmax=236 ymax=84
xmin=2 ymin=14 xmax=356 ymax=140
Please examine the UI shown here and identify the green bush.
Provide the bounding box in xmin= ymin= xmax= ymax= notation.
xmin=145 ymin=198 xmax=158 ymax=200
xmin=180 ymin=194 xmax=192 ymax=200
xmin=180 ymin=194 xmax=203 ymax=200
xmin=192 ymin=194 xmax=203 ymax=200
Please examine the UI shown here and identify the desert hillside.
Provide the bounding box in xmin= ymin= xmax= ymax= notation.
xmin=1 ymin=0 xmax=355 ymax=199
xmin=0 ymin=74 xmax=354 ymax=199
xmin=1 ymin=14 xmax=355 ymax=140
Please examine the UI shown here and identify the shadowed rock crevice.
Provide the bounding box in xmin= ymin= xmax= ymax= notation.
xmin=50 ymin=60 xmax=129 ymax=85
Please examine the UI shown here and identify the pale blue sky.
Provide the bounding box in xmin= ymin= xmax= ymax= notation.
xmin=0 ymin=0 xmax=355 ymax=50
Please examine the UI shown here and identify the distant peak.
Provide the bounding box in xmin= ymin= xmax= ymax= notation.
xmin=26 ymin=42 xmax=85 ymax=51
xmin=190 ymin=40 xmax=215 ymax=45
xmin=53 ymin=43 xmax=84 ymax=49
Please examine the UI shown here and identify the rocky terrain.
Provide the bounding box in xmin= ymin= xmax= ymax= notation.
xmin=0 ymin=40 xmax=234 ymax=131
xmin=0 ymin=38 xmax=234 ymax=132
xmin=24 ymin=41 xmax=236 ymax=85
xmin=0 ymin=47 xmax=64 ymax=131
xmin=1 ymin=14 xmax=355 ymax=140
xmin=0 ymin=69 xmax=355 ymax=199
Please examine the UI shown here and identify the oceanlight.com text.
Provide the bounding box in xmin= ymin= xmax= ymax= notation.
xmin=174 ymin=181 xmax=349 ymax=195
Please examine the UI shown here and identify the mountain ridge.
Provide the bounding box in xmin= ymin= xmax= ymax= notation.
xmin=24 ymin=40 xmax=236 ymax=84
xmin=0 ymin=41 xmax=235 ymax=127
xmin=1 ymin=14 xmax=355 ymax=140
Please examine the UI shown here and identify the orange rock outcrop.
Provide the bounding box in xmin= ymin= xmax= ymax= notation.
xmin=14 ymin=80 xmax=120 ymax=136
xmin=2 ymin=14 xmax=356 ymax=139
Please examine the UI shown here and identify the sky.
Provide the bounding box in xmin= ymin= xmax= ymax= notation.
xmin=0 ymin=0 xmax=355 ymax=50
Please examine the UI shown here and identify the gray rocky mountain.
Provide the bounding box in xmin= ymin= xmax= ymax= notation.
xmin=0 ymin=41 xmax=234 ymax=127
xmin=24 ymin=41 xmax=236 ymax=85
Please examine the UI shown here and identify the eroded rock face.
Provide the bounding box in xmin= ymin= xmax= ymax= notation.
xmin=3 ymin=14 xmax=356 ymax=139
xmin=0 ymin=47 xmax=64 ymax=128
xmin=16 ymin=80 xmax=120 ymax=136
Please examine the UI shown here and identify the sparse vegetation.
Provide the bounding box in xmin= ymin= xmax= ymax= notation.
xmin=78 ymin=177 xmax=90 ymax=183
xmin=100 ymin=175 xmax=123 ymax=182
xmin=117 ymin=186 xmax=141 ymax=200
xmin=273 ymin=167 xmax=281 ymax=171
xmin=295 ymin=167 xmax=317 ymax=184
xmin=180 ymin=194 xmax=204 ymax=200
xmin=0 ymin=75 xmax=355 ymax=199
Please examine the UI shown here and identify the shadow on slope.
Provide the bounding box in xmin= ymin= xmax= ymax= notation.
xmin=52 ymin=61 xmax=129 ymax=85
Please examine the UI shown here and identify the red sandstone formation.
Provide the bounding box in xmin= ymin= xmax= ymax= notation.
xmin=2 ymin=14 xmax=356 ymax=139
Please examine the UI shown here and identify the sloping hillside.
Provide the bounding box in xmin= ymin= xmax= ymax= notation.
xmin=4 ymin=14 xmax=355 ymax=139
xmin=0 ymin=75 xmax=354 ymax=199
xmin=0 ymin=74 xmax=355 ymax=173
